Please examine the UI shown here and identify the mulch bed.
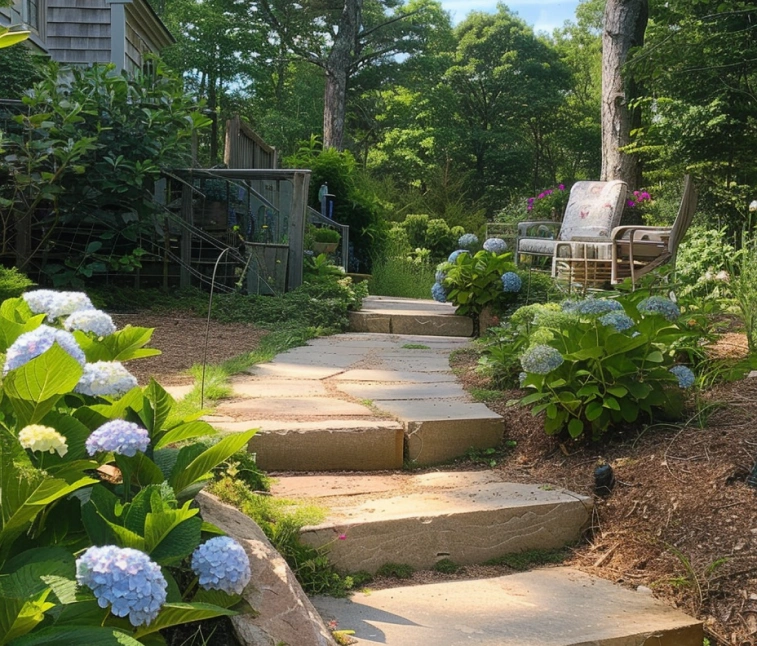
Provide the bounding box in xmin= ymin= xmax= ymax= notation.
xmin=112 ymin=313 xmax=267 ymax=385
xmin=451 ymin=342 xmax=757 ymax=646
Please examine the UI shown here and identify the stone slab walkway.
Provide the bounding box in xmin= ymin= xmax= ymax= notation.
xmin=312 ymin=568 xmax=703 ymax=645
xmin=199 ymin=330 xmax=504 ymax=470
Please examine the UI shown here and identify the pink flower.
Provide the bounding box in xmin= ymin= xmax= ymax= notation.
xmin=627 ymin=200 xmax=636 ymax=208
xmin=538 ymin=192 xmax=545 ymax=199
xmin=545 ymin=189 xmax=553 ymax=195
xmin=527 ymin=204 xmax=533 ymax=211
xmin=558 ymin=184 xmax=565 ymax=190
xmin=338 ymin=534 xmax=347 ymax=540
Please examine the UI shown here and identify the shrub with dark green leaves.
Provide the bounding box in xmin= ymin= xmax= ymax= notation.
xmin=0 ymin=289 xmax=257 ymax=643
xmin=506 ymin=292 xmax=701 ymax=440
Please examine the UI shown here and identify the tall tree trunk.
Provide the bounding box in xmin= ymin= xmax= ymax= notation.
xmin=323 ymin=0 xmax=362 ymax=150
xmin=601 ymin=0 xmax=648 ymax=190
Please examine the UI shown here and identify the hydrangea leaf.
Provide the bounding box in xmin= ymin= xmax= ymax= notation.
xmin=132 ymin=602 xmax=235 ymax=638
xmin=140 ymin=379 xmax=174 ymax=435
xmin=169 ymin=430 xmax=257 ymax=499
xmin=153 ymin=421 xmax=217 ymax=451
xmin=1 ymin=590 xmax=54 ymax=645
xmin=6 ymin=626 xmax=142 ymax=646
xmin=144 ymin=505 xmax=202 ymax=566
xmin=75 ymin=326 xmax=160 ymax=363
xmin=4 ymin=344 xmax=83 ymax=424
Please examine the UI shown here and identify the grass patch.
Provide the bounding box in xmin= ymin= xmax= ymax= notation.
xmin=376 ymin=563 xmax=415 ymax=579
xmin=209 ymin=476 xmax=370 ymax=596
xmin=485 ymin=548 xmax=569 ymax=570
xmin=432 ymin=558 xmax=459 ymax=574
xmin=470 ymin=387 xmax=503 ymax=403
xmin=402 ymin=343 xmax=430 ymax=349
xmin=368 ymin=257 xmax=435 ymax=299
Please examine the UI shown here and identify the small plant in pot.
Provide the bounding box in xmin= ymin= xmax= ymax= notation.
xmin=313 ymin=227 xmax=341 ymax=254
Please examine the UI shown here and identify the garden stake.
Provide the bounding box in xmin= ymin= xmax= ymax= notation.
xmin=201 ymin=246 xmax=231 ymax=408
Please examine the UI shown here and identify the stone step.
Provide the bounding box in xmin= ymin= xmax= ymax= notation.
xmin=209 ymin=418 xmax=405 ymax=471
xmin=271 ymin=472 xmax=592 ymax=573
xmin=349 ymin=296 xmax=473 ymax=337
xmin=312 ymin=568 xmax=703 ymax=645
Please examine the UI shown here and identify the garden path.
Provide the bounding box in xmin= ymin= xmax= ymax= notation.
xmin=175 ymin=297 xmax=703 ymax=645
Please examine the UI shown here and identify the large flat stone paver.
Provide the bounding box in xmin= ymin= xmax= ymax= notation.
xmin=247 ymin=363 xmax=345 ymax=380
xmin=312 ymin=568 xmax=703 ymax=646
xmin=334 ymin=369 xmax=457 ymax=383
xmin=216 ymin=397 xmax=375 ymax=418
xmin=335 ymin=382 xmax=469 ymax=401
xmin=230 ymin=379 xmax=329 ymax=398
xmin=296 ymin=476 xmax=591 ymax=573
xmin=376 ymin=400 xmax=504 ymax=466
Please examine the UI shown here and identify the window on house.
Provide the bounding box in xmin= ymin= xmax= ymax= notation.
xmin=24 ymin=0 xmax=40 ymax=31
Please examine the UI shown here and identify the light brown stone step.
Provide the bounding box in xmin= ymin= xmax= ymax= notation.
xmin=272 ymin=472 xmax=592 ymax=573
xmin=312 ymin=568 xmax=702 ymax=645
xmin=349 ymin=296 xmax=473 ymax=337
xmin=209 ymin=418 xmax=405 ymax=471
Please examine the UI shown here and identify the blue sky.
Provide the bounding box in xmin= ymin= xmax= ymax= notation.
xmin=440 ymin=0 xmax=581 ymax=33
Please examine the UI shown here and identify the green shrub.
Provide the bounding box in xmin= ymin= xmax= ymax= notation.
xmin=0 ymin=266 xmax=34 ymax=300
xmin=509 ymin=292 xmax=702 ymax=440
xmin=0 ymin=290 xmax=256 ymax=643
xmin=675 ymin=226 xmax=736 ymax=297
xmin=437 ymin=250 xmax=521 ymax=335
xmin=313 ymin=227 xmax=341 ymax=243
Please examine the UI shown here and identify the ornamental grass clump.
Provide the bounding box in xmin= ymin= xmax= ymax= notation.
xmin=501 ymin=291 xmax=700 ymax=440
xmin=0 ymin=289 xmax=257 ymax=643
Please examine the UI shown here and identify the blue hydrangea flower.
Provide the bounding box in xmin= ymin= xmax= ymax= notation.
xmin=637 ymin=296 xmax=680 ymax=321
xmin=521 ymin=344 xmax=564 ymax=375
xmin=565 ymin=298 xmax=624 ymax=316
xmin=501 ymin=272 xmax=522 ymax=293
xmin=76 ymin=362 xmax=138 ymax=398
xmin=4 ymin=325 xmax=86 ymax=375
xmin=483 ymin=237 xmax=507 ymax=254
xmin=448 ymin=249 xmax=468 ymax=263
xmin=669 ymin=365 xmax=695 ymax=389
xmin=76 ymin=545 xmax=167 ymax=627
xmin=435 ymin=270 xmax=446 ymax=283
xmin=599 ymin=311 xmax=635 ymax=332
xmin=191 ymin=536 xmax=252 ymax=595
xmin=85 ymin=420 xmax=149 ymax=457
xmin=518 ymin=372 xmax=528 ymax=387
xmin=431 ymin=282 xmax=447 ymax=303
xmin=64 ymin=309 xmax=116 ymax=336
xmin=457 ymin=233 xmax=479 ymax=250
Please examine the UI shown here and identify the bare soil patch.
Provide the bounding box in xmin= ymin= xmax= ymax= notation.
xmin=451 ymin=339 xmax=757 ymax=646
xmin=113 ymin=313 xmax=266 ymax=385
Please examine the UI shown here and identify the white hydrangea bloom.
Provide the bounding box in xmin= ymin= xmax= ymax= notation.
xmin=18 ymin=424 xmax=68 ymax=457
xmin=22 ymin=290 xmax=94 ymax=321
xmin=75 ymin=361 xmax=138 ymax=397
xmin=64 ymin=309 xmax=116 ymax=336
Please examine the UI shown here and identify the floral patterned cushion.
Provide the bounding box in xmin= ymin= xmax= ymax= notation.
xmin=558 ymin=180 xmax=627 ymax=241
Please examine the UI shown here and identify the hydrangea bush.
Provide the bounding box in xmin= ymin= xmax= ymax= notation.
xmin=0 ymin=290 xmax=256 ymax=643
xmin=432 ymin=236 xmax=523 ymax=336
xmin=487 ymin=291 xmax=701 ymax=439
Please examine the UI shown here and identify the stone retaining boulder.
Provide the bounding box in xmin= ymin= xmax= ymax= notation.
xmin=197 ymin=492 xmax=336 ymax=646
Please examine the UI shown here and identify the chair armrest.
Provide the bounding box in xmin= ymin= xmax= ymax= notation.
xmin=610 ymin=225 xmax=672 ymax=241
xmin=518 ymin=221 xmax=561 ymax=237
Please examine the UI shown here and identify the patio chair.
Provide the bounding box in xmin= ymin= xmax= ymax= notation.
xmin=609 ymin=175 xmax=697 ymax=286
xmin=516 ymin=181 xmax=627 ymax=276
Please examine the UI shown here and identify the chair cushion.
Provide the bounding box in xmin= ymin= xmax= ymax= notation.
xmin=518 ymin=239 xmax=613 ymax=259
xmin=559 ymin=181 xmax=626 ymax=241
